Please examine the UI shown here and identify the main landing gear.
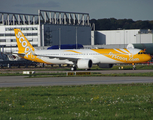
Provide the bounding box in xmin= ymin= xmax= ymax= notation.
xmin=71 ymin=65 xmax=77 ymax=71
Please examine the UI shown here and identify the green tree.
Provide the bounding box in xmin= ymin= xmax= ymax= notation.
xmin=90 ymin=18 xmax=153 ymax=30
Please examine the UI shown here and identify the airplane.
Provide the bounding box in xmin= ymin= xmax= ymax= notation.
xmin=14 ymin=29 xmax=152 ymax=71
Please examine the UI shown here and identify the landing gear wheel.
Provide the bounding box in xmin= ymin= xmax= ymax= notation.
xmin=71 ymin=67 xmax=76 ymax=71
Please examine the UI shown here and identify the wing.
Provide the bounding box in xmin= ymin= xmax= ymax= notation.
xmin=34 ymin=53 xmax=81 ymax=63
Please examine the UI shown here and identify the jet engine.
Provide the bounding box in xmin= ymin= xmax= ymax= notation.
xmin=98 ymin=63 xmax=113 ymax=68
xmin=77 ymin=59 xmax=92 ymax=69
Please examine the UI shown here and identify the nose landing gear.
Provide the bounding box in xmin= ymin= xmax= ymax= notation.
xmin=132 ymin=63 xmax=136 ymax=70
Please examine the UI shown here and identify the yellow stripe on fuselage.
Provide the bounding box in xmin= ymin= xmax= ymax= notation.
xmin=123 ymin=48 xmax=130 ymax=54
xmin=115 ymin=48 xmax=129 ymax=54
xmin=64 ymin=50 xmax=82 ymax=54
xmin=92 ymin=49 xmax=149 ymax=63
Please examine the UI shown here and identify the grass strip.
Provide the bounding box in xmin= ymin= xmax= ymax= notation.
xmin=0 ymin=83 xmax=153 ymax=119
xmin=0 ymin=64 xmax=153 ymax=71
xmin=1 ymin=72 xmax=153 ymax=77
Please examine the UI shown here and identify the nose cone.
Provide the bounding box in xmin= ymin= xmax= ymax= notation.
xmin=146 ymin=54 xmax=152 ymax=61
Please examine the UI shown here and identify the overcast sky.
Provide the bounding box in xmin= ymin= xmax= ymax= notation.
xmin=0 ymin=0 xmax=153 ymax=21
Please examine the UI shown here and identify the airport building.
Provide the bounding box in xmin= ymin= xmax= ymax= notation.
xmin=88 ymin=29 xmax=153 ymax=49
xmin=0 ymin=10 xmax=153 ymax=53
xmin=0 ymin=10 xmax=91 ymax=53
xmin=95 ymin=29 xmax=153 ymax=45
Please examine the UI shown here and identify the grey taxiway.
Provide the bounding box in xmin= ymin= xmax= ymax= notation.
xmin=0 ymin=75 xmax=153 ymax=87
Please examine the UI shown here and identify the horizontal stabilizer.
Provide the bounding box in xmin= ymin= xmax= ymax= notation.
xmin=13 ymin=51 xmax=25 ymax=56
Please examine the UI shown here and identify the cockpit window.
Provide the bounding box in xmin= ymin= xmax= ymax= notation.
xmin=144 ymin=52 xmax=147 ymax=54
xmin=138 ymin=52 xmax=147 ymax=54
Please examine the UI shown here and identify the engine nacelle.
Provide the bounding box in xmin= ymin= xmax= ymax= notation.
xmin=98 ymin=63 xmax=113 ymax=68
xmin=77 ymin=59 xmax=92 ymax=69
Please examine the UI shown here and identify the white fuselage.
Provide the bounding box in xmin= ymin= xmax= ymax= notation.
xmin=34 ymin=48 xmax=150 ymax=65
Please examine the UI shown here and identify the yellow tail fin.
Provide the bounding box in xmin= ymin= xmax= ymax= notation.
xmin=14 ymin=29 xmax=35 ymax=58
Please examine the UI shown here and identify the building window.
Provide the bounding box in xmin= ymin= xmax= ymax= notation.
xmin=32 ymin=33 xmax=38 ymax=36
xmin=0 ymin=39 xmax=6 ymax=42
xmin=33 ymin=38 xmax=38 ymax=42
xmin=32 ymin=44 xmax=38 ymax=47
xmin=5 ymin=34 xmax=15 ymax=36
xmin=0 ymin=34 xmax=4 ymax=36
xmin=32 ymin=27 xmax=38 ymax=30
xmin=11 ymin=39 xmax=16 ymax=42
xmin=5 ymin=27 xmax=38 ymax=31
xmin=0 ymin=45 xmax=6 ymax=47
xmin=24 ymin=33 xmax=38 ymax=36
xmin=29 ymin=39 xmax=33 ymax=42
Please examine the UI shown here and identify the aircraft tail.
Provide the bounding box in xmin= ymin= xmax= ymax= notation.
xmin=14 ymin=29 xmax=35 ymax=58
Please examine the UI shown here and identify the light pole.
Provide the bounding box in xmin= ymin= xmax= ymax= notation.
xmin=59 ymin=28 xmax=61 ymax=49
xmin=76 ymin=27 xmax=77 ymax=49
